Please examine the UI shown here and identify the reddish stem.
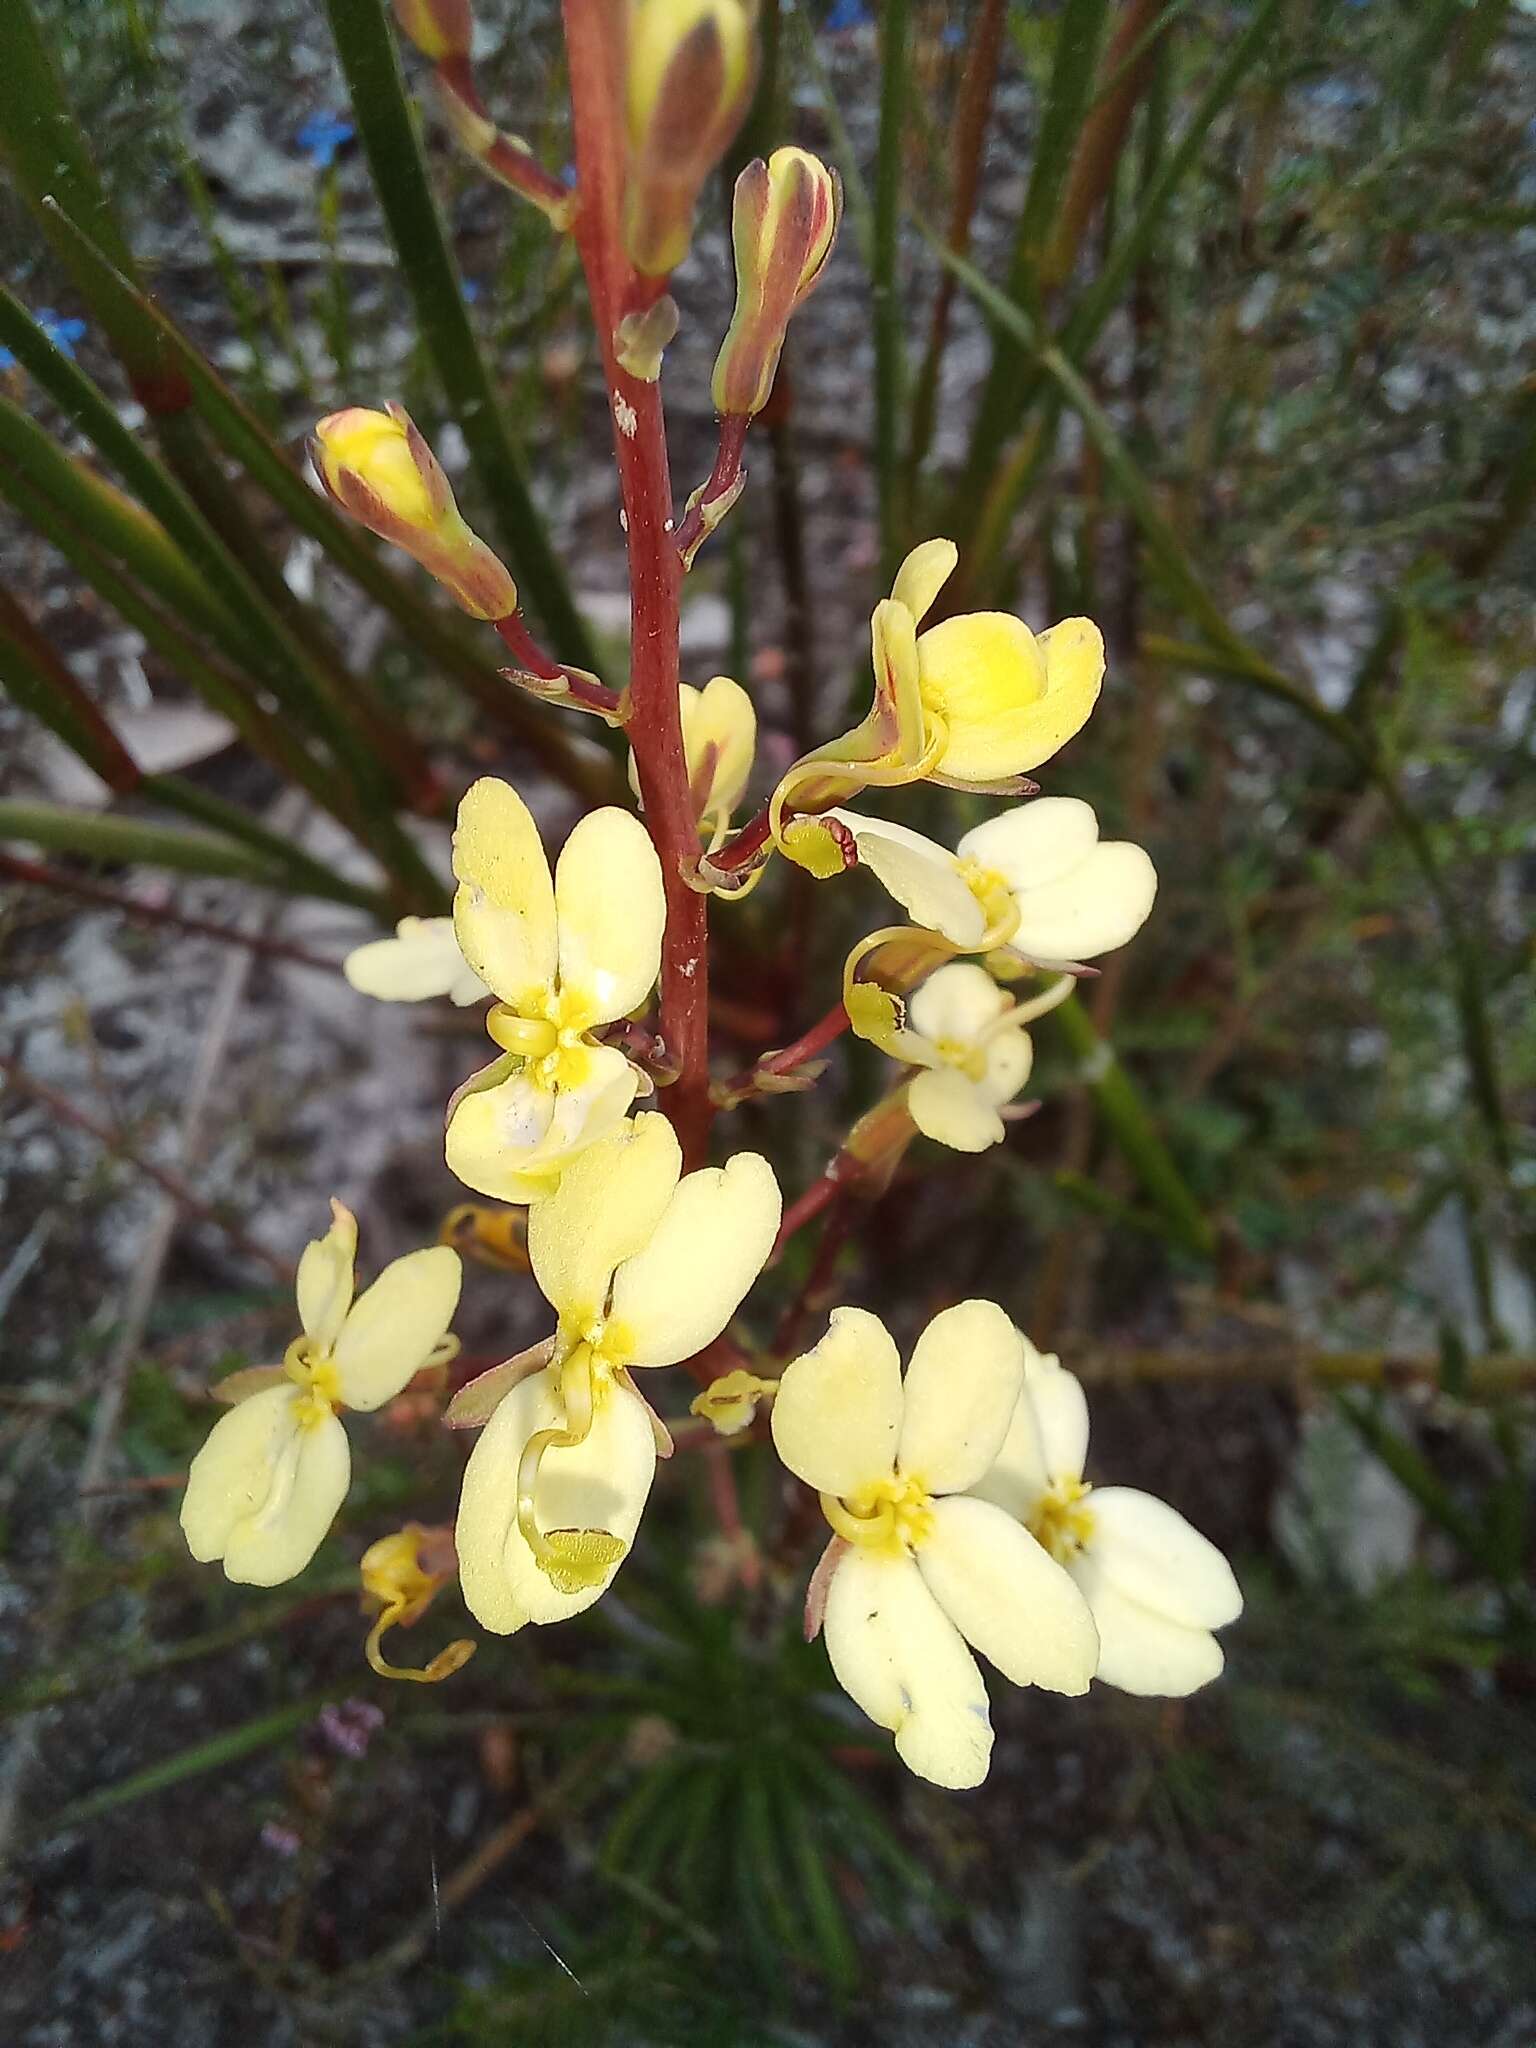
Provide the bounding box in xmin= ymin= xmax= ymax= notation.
xmin=720 ymin=999 xmax=849 ymax=1106
xmin=772 ymin=1172 xmax=839 ymax=1260
xmin=673 ymin=412 xmax=751 ymax=567
xmin=564 ymin=2 xmax=712 ymax=1167
xmin=708 ymin=802 xmax=774 ymax=876
xmin=492 ymin=612 xmax=624 ymax=719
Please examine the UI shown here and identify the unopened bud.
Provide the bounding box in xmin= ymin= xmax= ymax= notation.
xmin=392 ymin=0 xmax=473 ymax=64
xmin=623 ymin=0 xmax=757 ymax=276
xmin=712 ymin=149 xmax=840 ymax=416
xmin=311 ymin=404 xmax=517 ymax=619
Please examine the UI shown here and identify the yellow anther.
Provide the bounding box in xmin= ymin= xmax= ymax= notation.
xmin=282 ymin=1336 xmax=342 ymax=1425
xmin=1028 ymin=1476 xmax=1095 ymax=1564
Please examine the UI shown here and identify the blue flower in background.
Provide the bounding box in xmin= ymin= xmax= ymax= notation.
xmin=297 ymin=112 xmax=355 ymax=170
xmin=825 ymin=0 xmax=873 ymax=30
xmin=0 ymin=309 xmax=88 ymax=368
xmin=461 ymin=279 xmax=482 ymax=304
xmin=36 ymin=310 xmax=87 ymax=357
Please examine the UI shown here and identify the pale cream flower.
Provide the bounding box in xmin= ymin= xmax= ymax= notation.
xmin=897 ymin=963 xmax=1036 ymax=1153
xmin=970 ymin=1341 xmax=1242 ymax=1695
xmin=629 ymin=676 xmax=757 ymax=848
xmin=181 ymin=1203 xmax=461 ymax=1586
xmin=772 ymin=1303 xmax=1099 ymax=1789
xmin=445 ymin=778 xmax=666 ymax=1203
xmin=343 ymin=916 xmax=488 ymax=1006
xmin=455 ymin=1113 xmax=780 ymax=1633
xmin=821 ymin=796 xmax=1157 ymax=968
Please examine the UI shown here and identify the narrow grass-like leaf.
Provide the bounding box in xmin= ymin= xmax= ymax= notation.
xmin=324 ymin=0 xmax=596 ymax=671
xmin=42 ymin=1696 xmax=335 ymax=1837
xmin=1050 ymin=995 xmax=1215 ymax=1260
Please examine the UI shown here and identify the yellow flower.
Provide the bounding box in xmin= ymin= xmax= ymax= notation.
xmin=689 ymin=1366 xmax=778 ymax=1436
xmin=343 ymin=915 xmax=489 ymax=1007
xmin=311 ymin=405 xmax=517 ymax=619
xmin=769 ymin=543 xmax=1106 ymax=849
xmin=712 ymin=148 xmax=841 ymax=417
xmin=970 ymin=1340 xmax=1242 ymax=1695
xmin=455 ymin=1113 xmax=780 ymax=1632
xmin=772 ymin=1303 xmax=1099 ymax=1788
xmin=623 ymin=0 xmax=758 ymax=275
xmin=360 ymin=1522 xmax=476 ymax=1684
xmin=445 ymin=778 xmax=667 ymax=1204
xmin=180 ymin=1203 xmax=461 ymax=1586
xmin=809 ymin=797 xmax=1158 ymax=966
xmin=628 ymin=676 xmax=756 ymax=849
xmin=892 ymin=963 xmax=1042 ymax=1154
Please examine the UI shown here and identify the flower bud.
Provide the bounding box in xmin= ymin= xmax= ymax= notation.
xmin=392 ymin=0 xmax=473 ymax=64
xmin=311 ymin=404 xmax=517 ymax=619
xmin=623 ymin=0 xmax=758 ymax=276
xmin=712 ymin=148 xmax=840 ymax=417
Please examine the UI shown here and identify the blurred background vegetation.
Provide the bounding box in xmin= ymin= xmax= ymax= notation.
xmin=0 ymin=0 xmax=1533 ymax=2041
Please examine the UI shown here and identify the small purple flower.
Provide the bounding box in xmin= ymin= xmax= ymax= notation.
xmin=261 ymin=1820 xmax=303 ymax=1857
xmin=317 ymin=1697 xmax=385 ymax=1759
xmin=297 ymin=112 xmax=355 ymax=170
xmin=35 ymin=310 xmax=87 ymax=358
xmin=461 ymin=278 xmax=482 ymax=304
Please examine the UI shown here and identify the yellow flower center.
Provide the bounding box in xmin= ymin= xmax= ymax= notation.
xmin=956 ymin=857 xmax=1020 ymax=947
xmin=486 ymin=986 xmax=599 ymax=1094
xmin=283 ymin=1337 xmax=342 ymax=1429
xmin=821 ymin=1472 xmax=934 ymax=1556
xmin=1027 ymin=1476 xmax=1095 ymax=1564
xmin=934 ymin=1034 xmax=990 ymax=1083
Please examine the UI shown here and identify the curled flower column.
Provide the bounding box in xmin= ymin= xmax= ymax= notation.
xmin=455 ymin=1113 xmax=780 ymax=1631
xmin=772 ymin=1302 xmax=1100 ymax=1788
xmin=445 ymin=777 xmax=665 ymax=1200
xmin=970 ymin=1341 xmax=1243 ymax=1694
xmin=181 ymin=1203 xmax=461 ymax=1585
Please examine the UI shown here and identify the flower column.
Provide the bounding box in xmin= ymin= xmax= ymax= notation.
xmin=563 ymin=1 xmax=711 ymax=1168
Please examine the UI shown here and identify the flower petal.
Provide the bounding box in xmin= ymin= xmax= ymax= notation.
xmin=295 ymin=1199 xmax=356 ymax=1350
xmin=916 ymin=1494 xmax=1099 ymax=1695
xmin=890 ymin=538 xmax=958 ymax=626
xmin=968 ymin=1341 xmax=1088 ymax=1518
xmin=828 ymin=811 xmax=986 ymax=948
xmin=451 ymin=777 xmax=557 ymax=1007
xmin=445 ymin=1048 xmax=640 ymax=1204
xmin=343 ymin=916 xmax=487 ymax=1005
xmin=907 ymin=1067 xmax=1006 ymax=1152
xmin=455 ymin=1365 xmax=655 ymax=1632
xmin=958 ymin=797 xmax=1101 ymax=895
xmin=223 ymin=1413 xmax=351 ymax=1586
xmin=332 ymin=1244 xmax=462 ymax=1410
xmin=919 ymin=609 xmax=1102 ymax=782
xmin=527 ymin=1111 xmax=681 ymax=1329
xmin=554 ymin=807 xmax=666 ymax=1024
xmin=1010 ymin=842 xmax=1158 ymax=966
xmin=907 ymin=962 xmax=1009 ymax=1045
xmin=182 ymin=1385 xmax=301 ymax=1564
xmin=684 ymin=675 xmax=756 ymax=822
xmin=823 ymin=1547 xmax=992 ymax=1789
xmin=897 ymin=1301 xmax=1023 ymax=1496
xmin=1026 ymin=1347 xmax=1091 ymax=1480
xmin=1085 ymin=1487 xmax=1242 ymax=1631
xmin=1069 ymin=1558 xmax=1225 ymax=1696
xmin=771 ymin=1305 xmax=903 ymax=1497
xmin=182 ymin=1386 xmax=351 ymax=1587
xmin=608 ymin=1151 xmax=780 ymax=1367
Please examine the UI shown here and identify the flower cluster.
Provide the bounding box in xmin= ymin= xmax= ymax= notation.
xmin=178 ymin=0 xmax=1239 ymax=1792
